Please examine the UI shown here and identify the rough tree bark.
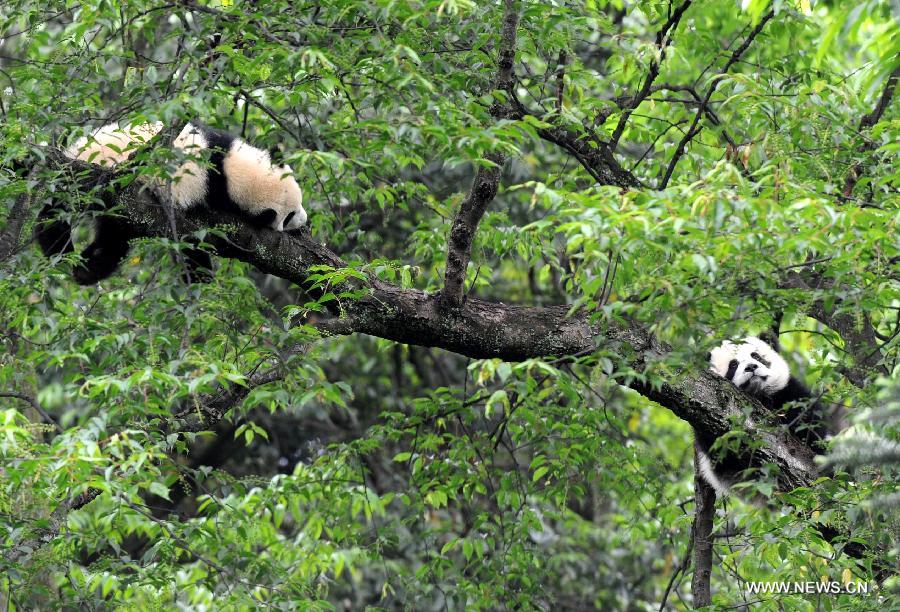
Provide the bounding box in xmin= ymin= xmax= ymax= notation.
xmin=691 ymin=443 xmax=717 ymax=607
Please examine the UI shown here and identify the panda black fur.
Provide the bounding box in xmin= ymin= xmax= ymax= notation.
xmin=35 ymin=121 xmax=307 ymax=284
xmin=697 ymin=336 xmax=829 ymax=495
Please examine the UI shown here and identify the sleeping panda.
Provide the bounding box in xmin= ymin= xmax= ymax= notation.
xmin=34 ymin=121 xmax=307 ymax=284
xmin=696 ymin=336 xmax=829 ymax=496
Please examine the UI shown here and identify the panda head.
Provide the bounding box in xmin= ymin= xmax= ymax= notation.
xmin=709 ymin=336 xmax=790 ymax=397
xmin=223 ymin=142 xmax=307 ymax=231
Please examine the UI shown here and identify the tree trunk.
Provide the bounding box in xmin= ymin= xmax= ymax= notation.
xmin=691 ymin=441 xmax=716 ymax=608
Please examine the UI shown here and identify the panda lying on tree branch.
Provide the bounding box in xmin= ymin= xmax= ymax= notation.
xmin=697 ymin=336 xmax=831 ymax=496
xmin=35 ymin=121 xmax=307 ymax=284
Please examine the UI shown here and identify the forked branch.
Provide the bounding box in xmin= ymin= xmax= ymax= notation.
xmin=659 ymin=10 xmax=774 ymax=189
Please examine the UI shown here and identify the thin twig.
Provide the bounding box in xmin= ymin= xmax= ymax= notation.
xmin=0 ymin=391 xmax=63 ymax=433
xmin=608 ymin=0 xmax=693 ymax=148
xmin=659 ymin=10 xmax=774 ymax=189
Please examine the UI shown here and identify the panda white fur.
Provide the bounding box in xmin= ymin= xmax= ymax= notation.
xmin=35 ymin=121 xmax=307 ymax=284
xmin=697 ymin=336 xmax=828 ymax=495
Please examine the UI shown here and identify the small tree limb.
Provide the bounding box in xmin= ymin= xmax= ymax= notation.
xmin=659 ymin=10 xmax=774 ymax=189
xmin=842 ymin=65 xmax=899 ymax=197
xmin=0 ymin=391 xmax=62 ymax=433
xmin=609 ymin=0 xmax=693 ymax=148
xmin=441 ymin=0 xmax=520 ymax=309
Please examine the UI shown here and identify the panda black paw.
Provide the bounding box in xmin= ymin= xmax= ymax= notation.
xmin=74 ymin=237 xmax=131 ymax=285
xmin=73 ymin=262 xmax=111 ymax=285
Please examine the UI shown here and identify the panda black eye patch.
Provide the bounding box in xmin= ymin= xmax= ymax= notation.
xmin=283 ymin=212 xmax=295 ymax=226
xmin=726 ymin=359 xmax=739 ymax=380
xmin=750 ymin=351 xmax=771 ymax=367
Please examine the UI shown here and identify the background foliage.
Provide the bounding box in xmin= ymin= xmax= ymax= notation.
xmin=0 ymin=0 xmax=897 ymax=609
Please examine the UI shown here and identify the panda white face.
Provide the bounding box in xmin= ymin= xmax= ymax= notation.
xmin=222 ymin=143 xmax=307 ymax=231
xmin=709 ymin=336 xmax=790 ymax=397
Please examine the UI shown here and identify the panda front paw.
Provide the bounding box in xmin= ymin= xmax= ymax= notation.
xmin=75 ymin=238 xmax=131 ymax=285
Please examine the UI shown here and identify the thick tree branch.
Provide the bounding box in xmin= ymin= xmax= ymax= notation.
xmin=441 ymin=155 xmax=505 ymax=309
xmin=441 ymin=0 xmax=520 ymax=309
xmin=660 ymin=10 xmax=774 ymax=189
xmin=493 ymin=0 xmax=519 ymax=94
xmin=443 ymin=1 xmax=640 ymax=258
xmin=842 ymin=65 xmax=899 ymax=197
xmin=36 ymin=150 xmax=822 ymax=495
xmin=10 ymin=150 xmax=846 ymax=571
xmin=555 ymin=50 xmax=567 ymax=115
xmin=524 ymin=115 xmax=641 ymax=188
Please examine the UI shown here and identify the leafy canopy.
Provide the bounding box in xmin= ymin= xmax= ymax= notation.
xmin=0 ymin=0 xmax=897 ymax=609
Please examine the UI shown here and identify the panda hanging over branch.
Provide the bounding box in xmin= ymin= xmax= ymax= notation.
xmin=697 ymin=336 xmax=831 ymax=496
xmin=34 ymin=120 xmax=307 ymax=284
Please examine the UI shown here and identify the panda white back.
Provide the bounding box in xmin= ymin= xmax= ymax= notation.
xmin=66 ymin=122 xmax=163 ymax=166
xmin=66 ymin=122 xmax=208 ymax=208
xmin=64 ymin=121 xmax=306 ymax=231
xmin=168 ymin=124 xmax=210 ymax=208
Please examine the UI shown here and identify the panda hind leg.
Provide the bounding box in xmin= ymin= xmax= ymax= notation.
xmin=34 ymin=202 xmax=75 ymax=257
xmin=72 ymin=218 xmax=132 ymax=285
xmin=181 ymin=246 xmax=214 ymax=284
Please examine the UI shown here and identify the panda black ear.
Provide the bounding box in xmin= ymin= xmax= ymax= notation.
xmin=705 ymin=352 xmax=712 ymax=362
xmin=759 ymin=330 xmax=780 ymax=352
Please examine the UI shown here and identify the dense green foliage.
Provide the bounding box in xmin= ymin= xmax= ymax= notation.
xmin=0 ymin=0 xmax=897 ymax=609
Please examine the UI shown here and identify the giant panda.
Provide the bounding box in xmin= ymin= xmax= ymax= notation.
xmin=697 ymin=336 xmax=829 ymax=496
xmin=34 ymin=121 xmax=307 ymax=284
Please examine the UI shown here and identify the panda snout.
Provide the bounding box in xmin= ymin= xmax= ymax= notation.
xmin=284 ymin=207 xmax=307 ymax=230
xmin=744 ymin=363 xmax=758 ymax=373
